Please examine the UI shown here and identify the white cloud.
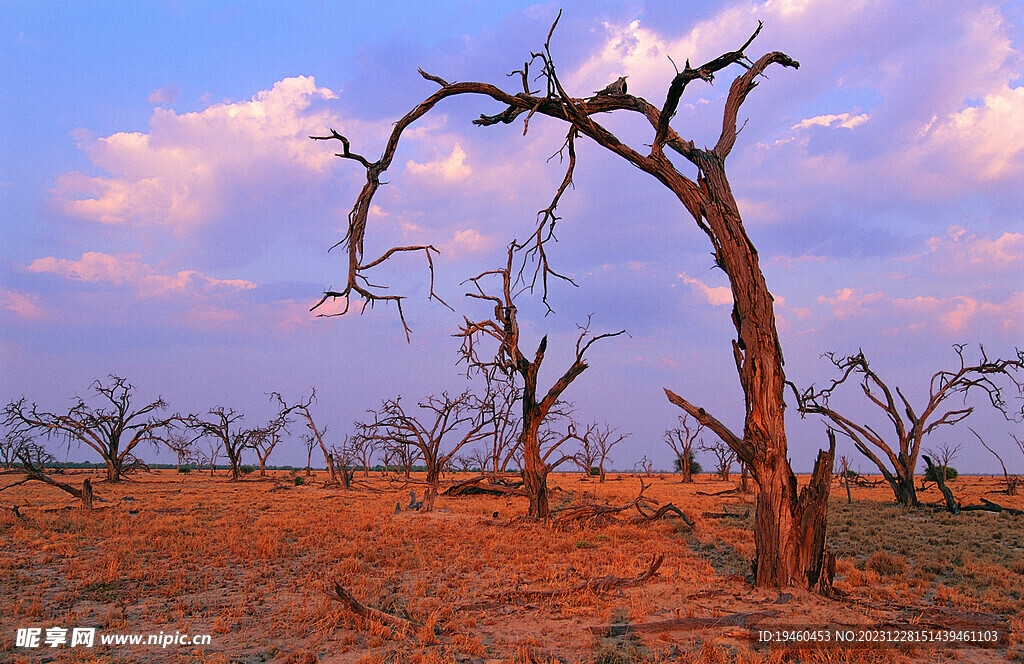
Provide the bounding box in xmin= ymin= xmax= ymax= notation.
xmin=791 ymin=113 xmax=869 ymax=130
xmin=52 ymin=76 xmax=345 ymax=234
xmin=679 ymin=272 xmax=732 ymax=306
xmin=406 ymin=144 xmax=471 ymax=181
xmin=27 ymin=252 xmax=255 ymax=297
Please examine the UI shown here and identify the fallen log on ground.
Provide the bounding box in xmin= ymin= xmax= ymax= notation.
xmin=324 ymin=582 xmax=421 ymax=635
xmin=1 ymin=471 xmax=95 ymax=509
xmin=442 ymin=474 xmax=527 ymax=497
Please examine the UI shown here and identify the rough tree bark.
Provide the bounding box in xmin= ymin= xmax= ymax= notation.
xmin=314 ymin=16 xmax=834 ymax=589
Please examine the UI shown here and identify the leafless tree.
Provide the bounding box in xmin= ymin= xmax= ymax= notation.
xmin=188 ymin=407 xmax=248 ymax=480
xmin=478 ymin=372 xmax=522 ymax=474
xmin=247 ymin=418 xmax=288 ymax=477
xmin=302 ymin=434 xmax=316 ymax=476
xmin=635 ymin=455 xmax=654 ymax=477
xmin=4 ymin=376 xmax=180 ymax=482
xmin=974 ymin=428 xmax=1019 ymax=496
xmin=1 ymin=441 xmax=94 ymax=509
xmin=794 ymin=345 xmax=1024 ymax=506
xmin=196 ymin=438 xmax=223 ymax=477
xmin=328 ymin=436 xmax=357 ymax=488
xmin=164 ymin=433 xmax=194 ymax=473
xmin=924 ymin=441 xmax=961 ymax=484
xmin=576 ymin=423 xmax=627 ymax=482
xmin=665 ymin=413 xmax=704 ymax=483
xmin=702 ymin=439 xmax=737 ymax=481
xmin=313 ymin=16 xmax=838 ymax=589
xmin=360 ymin=391 xmax=491 ymax=510
xmin=349 ymin=432 xmax=378 ymax=477
xmin=456 ymin=241 xmax=624 ymax=517
xmin=1 ymin=429 xmax=33 ymax=471
xmin=271 ymin=389 xmax=341 ymax=485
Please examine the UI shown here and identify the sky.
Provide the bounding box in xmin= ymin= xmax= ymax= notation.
xmin=2 ymin=0 xmax=1023 ymax=475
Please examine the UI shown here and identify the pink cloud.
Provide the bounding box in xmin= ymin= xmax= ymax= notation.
xmin=27 ymin=252 xmax=255 ymax=297
xmin=2 ymin=289 xmax=48 ymax=320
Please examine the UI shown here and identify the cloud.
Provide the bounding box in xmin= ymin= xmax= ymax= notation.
xmin=406 ymin=144 xmax=471 ymax=181
xmin=52 ymin=76 xmax=344 ymax=234
xmin=441 ymin=228 xmax=494 ymax=257
xmin=678 ymin=272 xmax=732 ymax=306
xmin=924 ymin=225 xmax=1024 ymax=272
xmin=2 ymin=289 xmax=48 ymax=320
xmin=792 ymin=113 xmax=869 ymax=130
xmin=818 ymin=287 xmax=1023 ymax=336
xmin=147 ymin=83 xmax=181 ymax=106
xmin=27 ymin=252 xmax=255 ymax=297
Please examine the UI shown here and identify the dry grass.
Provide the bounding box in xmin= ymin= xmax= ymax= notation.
xmin=1 ymin=470 xmax=1021 ymax=663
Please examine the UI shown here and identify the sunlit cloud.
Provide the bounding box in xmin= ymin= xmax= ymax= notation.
xmin=678 ymin=272 xmax=732 ymax=306
xmin=2 ymin=288 xmax=48 ymax=320
xmin=52 ymin=76 xmax=344 ymax=234
xmin=406 ymin=144 xmax=471 ymax=181
xmin=791 ymin=113 xmax=869 ymax=130
xmin=923 ymin=225 xmax=1024 ymax=271
xmin=27 ymin=252 xmax=256 ymax=297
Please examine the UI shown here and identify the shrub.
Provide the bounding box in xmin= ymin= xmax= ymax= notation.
xmin=239 ymin=465 xmax=255 ymax=475
xmin=924 ymin=465 xmax=958 ymax=482
xmin=672 ymin=450 xmax=702 ymax=475
xmin=294 ymin=476 xmax=305 ymax=486
xmin=867 ymin=551 xmax=909 ymax=577
xmin=177 ymin=466 xmax=191 ymax=474
xmin=589 ymin=466 xmax=600 ymax=476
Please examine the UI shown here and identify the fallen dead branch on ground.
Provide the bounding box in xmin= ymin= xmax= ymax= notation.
xmin=442 ymin=474 xmax=527 ymax=497
xmin=324 ymin=582 xmax=421 ymax=635
xmin=550 ymin=480 xmax=693 ymax=528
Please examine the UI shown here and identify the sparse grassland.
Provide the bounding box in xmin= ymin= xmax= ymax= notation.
xmin=1 ymin=470 xmax=1021 ymax=663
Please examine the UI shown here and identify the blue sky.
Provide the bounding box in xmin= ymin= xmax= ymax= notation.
xmin=2 ymin=1 xmax=1022 ymax=473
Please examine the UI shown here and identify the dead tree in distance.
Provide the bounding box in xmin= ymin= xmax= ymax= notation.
xmin=314 ymin=16 xmax=834 ymax=589
xmin=577 ymin=422 xmax=628 ymax=482
xmin=271 ymin=389 xmax=341 ymax=485
xmin=702 ymin=439 xmax=736 ymax=481
xmin=360 ymin=391 xmax=491 ymax=511
xmin=793 ymin=345 xmax=1023 ymax=507
xmin=4 ymin=375 xmax=180 ymax=482
xmin=188 ymin=407 xmax=248 ymax=481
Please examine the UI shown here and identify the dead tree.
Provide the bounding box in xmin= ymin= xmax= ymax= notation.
xmin=924 ymin=441 xmax=961 ymax=484
xmin=314 ymin=16 xmax=836 ymax=589
xmin=479 ymin=372 xmax=522 ymax=474
xmin=4 ymin=376 xmax=180 ymax=482
xmin=188 ymin=407 xmax=248 ymax=481
xmin=974 ymin=428 xmax=1019 ymax=496
xmin=1 ymin=442 xmax=96 ymax=509
xmin=360 ymin=391 xmax=491 ymax=510
xmin=329 ymin=437 xmax=357 ymax=488
xmin=164 ymin=433 xmax=194 ymax=473
xmin=456 ymin=243 xmax=623 ymax=516
xmin=578 ymin=423 xmax=627 ymax=482
xmin=349 ymin=432 xmax=378 ymax=477
xmin=665 ymin=413 xmax=703 ymax=483
xmin=1 ymin=430 xmax=32 ymax=471
xmin=196 ymin=438 xmax=223 ymax=477
xmin=794 ymin=345 xmax=1024 ymax=507
xmin=702 ymin=439 xmax=736 ymax=481
xmin=272 ymin=389 xmax=340 ymax=485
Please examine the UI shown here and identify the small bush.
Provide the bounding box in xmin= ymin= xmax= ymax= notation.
xmin=867 ymin=550 xmax=909 ymax=577
xmin=924 ymin=465 xmax=958 ymax=482
xmin=239 ymin=465 xmax=255 ymax=475
xmin=672 ymin=450 xmax=702 ymax=475
xmin=588 ymin=466 xmax=600 ymax=476
xmin=293 ymin=476 xmax=304 ymax=486
xmin=177 ymin=466 xmax=191 ymax=474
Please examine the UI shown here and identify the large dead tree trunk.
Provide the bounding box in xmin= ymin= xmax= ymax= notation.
xmin=314 ymin=16 xmax=835 ymax=588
